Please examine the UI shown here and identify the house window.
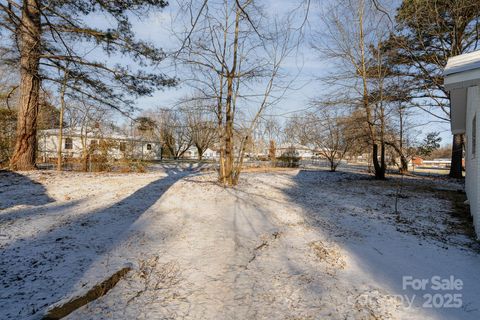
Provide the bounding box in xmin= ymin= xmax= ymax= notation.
xmin=119 ymin=142 xmax=127 ymax=152
xmin=473 ymin=115 xmax=477 ymax=156
xmin=146 ymin=143 xmax=152 ymax=151
xmin=64 ymin=138 xmax=73 ymax=150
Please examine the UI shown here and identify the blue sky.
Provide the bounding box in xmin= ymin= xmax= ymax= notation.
xmin=130 ymin=0 xmax=325 ymax=112
xmin=101 ymin=0 xmax=452 ymax=146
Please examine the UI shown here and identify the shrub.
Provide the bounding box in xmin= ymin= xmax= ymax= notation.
xmin=276 ymin=147 xmax=300 ymax=168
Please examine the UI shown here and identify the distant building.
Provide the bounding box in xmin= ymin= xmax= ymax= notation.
xmin=182 ymin=147 xmax=218 ymax=160
xmin=202 ymin=148 xmax=218 ymax=160
xmin=411 ymin=157 xmax=424 ymax=166
xmin=444 ymin=50 xmax=480 ymax=238
xmin=421 ymin=158 xmax=451 ymax=168
xmin=275 ymin=143 xmax=315 ymax=159
xmin=38 ymin=128 xmax=162 ymax=161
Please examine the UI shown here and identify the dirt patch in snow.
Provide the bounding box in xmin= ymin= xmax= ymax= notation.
xmin=308 ymin=240 xmax=346 ymax=275
xmin=246 ymin=231 xmax=282 ymax=268
xmin=389 ymin=181 xmax=479 ymax=252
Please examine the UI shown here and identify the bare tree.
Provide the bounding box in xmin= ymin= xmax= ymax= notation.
xmin=254 ymin=116 xmax=282 ymax=158
xmin=174 ymin=0 xmax=304 ymax=185
xmin=65 ymin=100 xmax=110 ymax=171
xmin=311 ymin=110 xmax=355 ymax=172
xmin=183 ymin=100 xmax=217 ymax=160
xmin=383 ymin=95 xmax=418 ymax=173
xmin=283 ymin=115 xmax=311 ymax=146
xmin=283 ymin=109 xmax=356 ymax=171
xmin=56 ymin=69 xmax=71 ymax=171
xmin=147 ymin=108 xmax=192 ymax=160
xmin=313 ymin=0 xmax=393 ymax=179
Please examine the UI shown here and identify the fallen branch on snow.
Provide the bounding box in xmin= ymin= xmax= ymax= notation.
xmin=42 ymin=265 xmax=133 ymax=320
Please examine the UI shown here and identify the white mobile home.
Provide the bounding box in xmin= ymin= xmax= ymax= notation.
xmin=38 ymin=128 xmax=162 ymax=161
xmin=444 ymin=50 xmax=480 ymax=238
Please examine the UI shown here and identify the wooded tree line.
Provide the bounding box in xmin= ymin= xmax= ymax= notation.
xmin=137 ymin=101 xmax=217 ymax=160
xmin=0 ymin=0 xmax=174 ymax=170
xmin=307 ymin=0 xmax=480 ymax=179
xmin=283 ymin=108 xmax=441 ymax=173
xmin=1 ymin=0 xmax=478 ymax=185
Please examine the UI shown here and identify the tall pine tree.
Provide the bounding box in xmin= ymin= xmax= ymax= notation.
xmin=384 ymin=0 xmax=480 ymax=178
xmin=0 ymin=0 xmax=175 ymax=170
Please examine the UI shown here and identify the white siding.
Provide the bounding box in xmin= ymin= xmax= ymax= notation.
xmin=38 ymin=134 xmax=85 ymax=158
xmin=465 ymin=86 xmax=480 ymax=237
xmin=203 ymin=148 xmax=217 ymax=159
xmin=38 ymin=134 xmax=162 ymax=161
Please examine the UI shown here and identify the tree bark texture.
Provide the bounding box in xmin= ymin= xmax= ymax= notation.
xmin=10 ymin=0 xmax=42 ymax=170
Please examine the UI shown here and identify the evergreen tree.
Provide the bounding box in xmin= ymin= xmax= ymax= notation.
xmin=0 ymin=0 xmax=176 ymax=170
xmin=384 ymin=0 xmax=480 ymax=178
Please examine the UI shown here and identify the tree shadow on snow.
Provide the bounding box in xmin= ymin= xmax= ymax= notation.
xmin=0 ymin=167 xmax=194 ymax=319
xmin=278 ymin=168 xmax=480 ymax=320
xmin=0 ymin=170 xmax=54 ymax=210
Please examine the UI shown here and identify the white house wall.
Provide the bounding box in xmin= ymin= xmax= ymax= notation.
xmin=465 ymin=86 xmax=480 ymax=237
xmin=183 ymin=147 xmax=218 ymax=160
xmin=38 ymin=134 xmax=162 ymax=161
xmin=450 ymin=88 xmax=467 ymax=134
xmin=203 ymin=148 xmax=217 ymax=159
xmin=38 ymin=134 xmax=84 ymax=158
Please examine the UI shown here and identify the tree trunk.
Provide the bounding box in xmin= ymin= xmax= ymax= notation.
xmin=449 ymin=134 xmax=464 ymax=178
xmin=82 ymin=153 xmax=89 ymax=172
xmin=10 ymin=0 xmax=42 ymax=170
xmin=399 ymin=154 xmax=408 ymax=174
xmin=330 ymin=161 xmax=336 ymax=172
xmin=232 ymin=135 xmax=249 ymax=185
xmin=80 ymin=134 xmax=88 ymax=172
xmin=380 ymin=141 xmax=386 ymax=177
xmin=57 ymin=114 xmax=64 ymax=171
xmin=372 ymin=143 xmax=385 ymax=179
xmin=268 ymin=140 xmax=276 ymax=162
xmin=224 ymin=75 xmax=234 ymax=185
xmin=57 ymin=72 xmax=68 ymax=171
xmin=221 ymin=3 xmax=241 ymax=186
xmin=197 ymin=147 xmax=203 ymax=160
xmin=386 ymin=141 xmax=408 ymax=174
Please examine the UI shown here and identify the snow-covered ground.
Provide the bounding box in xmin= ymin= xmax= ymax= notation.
xmin=0 ymin=166 xmax=479 ymax=319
